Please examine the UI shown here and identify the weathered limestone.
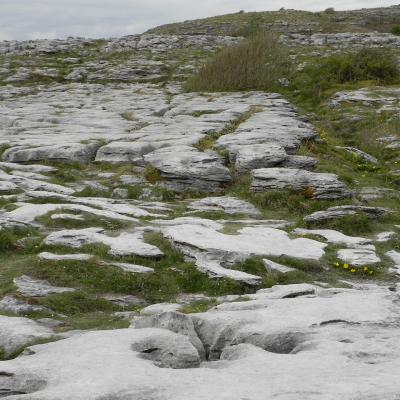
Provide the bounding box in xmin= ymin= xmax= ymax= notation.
xmin=163 ymin=221 xmax=327 ymax=261
xmin=0 ymin=27 xmax=398 ymax=400
xmin=0 ymin=181 xmax=18 ymax=193
xmin=188 ymin=196 xmax=260 ymax=216
xmin=293 ymin=228 xmax=372 ymax=248
xmin=386 ymin=250 xmax=400 ymax=274
xmin=0 ymin=296 xmax=49 ymax=314
xmin=134 ymin=311 xmax=206 ymax=360
xmin=6 ymin=202 xmax=139 ymax=224
xmin=159 ymin=219 xmax=327 ymax=284
xmin=140 ymin=303 xmax=183 ymax=315
xmin=0 ymin=315 xmax=54 ymax=357
xmin=337 ymin=249 xmax=381 ymax=266
xmin=284 ymin=32 xmax=400 ymax=48
xmin=107 ymin=262 xmax=154 ymax=274
xmin=263 ymin=259 xmax=297 ymax=274
xmin=233 ymin=143 xmax=287 ymax=172
xmin=193 ymin=252 xmax=262 ymax=286
xmin=144 ymin=145 xmax=231 ymax=192
xmin=3 ymin=143 xmax=99 ymax=164
xmin=216 ymin=101 xmax=317 ymax=153
xmin=0 ymin=284 xmax=399 ymax=398
xmin=304 ymin=205 xmax=390 ymax=223
xmin=357 ymin=187 xmax=399 ymax=200
xmin=38 ymin=252 xmax=93 ymax=261
xmin=13 ymin=275 xmax=76 ymax=297
xmin=251 ymin=168 xmax=351 ymax=199
xmin=375 ymin=232 xmax=396 ymax=242
xmin=335 ymin=146 xmax=378 ymax=164
xmin=101 ymin=294 xmax=147 ymax=308
xmin=44 ymin=228 xmax=163 ymax=258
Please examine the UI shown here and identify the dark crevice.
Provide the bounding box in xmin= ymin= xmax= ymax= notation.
xmin=141 ymin=348 xmax=160 ymax=354
xmin=0 ymin=390 xmax=27 ymax=397
xmin=319 ymin=319 xmax=361 ymax=326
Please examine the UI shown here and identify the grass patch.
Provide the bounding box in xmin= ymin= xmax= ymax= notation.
xmin=40 ymin=291 xmax=119 ymax=315
xmin=390 ymin=25 xmax=400 ymax=35
xmin=144 ymin=166 xmax=164 ymax=184
xmin=74 ymin=186 xmax=111 ymax=198
xmin=194 ymin=136 xmax=216 ymax=151
xmin=291 ymin=48 xmax=400 ymax=107
xmin=60 ymin=312 xmax=130 ymax=331
xmin=0 ymin=228 xmax=39 ymax=253
xmin=180 ymin=299 xmax=219 ymax=313
xmin=0 ymin=144 xmax=11 ymax=158
xmin=194 ymin=106 xmax=261 ymax=153
xmin=306 ymin=213 xmax=373 ymax=236
xmin=0 ymin=337 xmax=61 ymax=361
xmin=191 ymin=110 xmax=222 ymax=117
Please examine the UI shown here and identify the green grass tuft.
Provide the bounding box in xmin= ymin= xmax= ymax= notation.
xmin=184 ymin=32 xmax=292 ymax=92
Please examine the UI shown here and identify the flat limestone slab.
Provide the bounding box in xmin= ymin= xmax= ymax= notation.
xmin=163 ymin=223 xmax=327 ymax=261
xmin=14 ymin=275 xmax=76 ymax=298
xmin=188 ymin=196 xmax=261 ymax=216
xmin=251 ymin=168 xmax=351 ymax=200
xmin=0 ymin=315 xmax=54 ymax=356
xmin=293 ymin=228 xmax=372 ymax=248
xmin=337 ymin=249 xmax=381 ymax=266
xmin=38 ymin=252 xmax=93 ymax=261
xmin=1 ymin=285 xmax=399 ymax=399
xmin=44 ymin=228 xmax=164 ymax=258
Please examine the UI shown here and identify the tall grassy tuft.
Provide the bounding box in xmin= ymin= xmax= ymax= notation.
xmin=184 ymin=32 xmax=292 ymax=92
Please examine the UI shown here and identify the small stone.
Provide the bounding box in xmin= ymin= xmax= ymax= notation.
xmin=140 ymin=303 xmax=182 ymax=315
xmin=263 ymin=259 xmax=297 ymax=274
xmin=336 ymin=146 xmax=378 ymax=164
xmin=101 ymin=294 xmax=147 ymax=308
xmin=304 ymin=205 xmax=390 ymax=223
xmin=188 ymin=196 xmax=260 ymax=216
xmin=0 ymin=296 xmax=49 ymax=314
xmin=337 ymin=249 xmax=381 ymax=266
xmin=112 ymin=188 xmax=129 ymax=199
xmin=38 ymin=252 xmax=93 ymax=261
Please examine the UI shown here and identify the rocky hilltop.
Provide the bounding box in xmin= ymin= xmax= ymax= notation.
xmin=0 ymin=7 xmax=400 ymax=400
xmin=147 ymin=4 xmax=400 ymax=36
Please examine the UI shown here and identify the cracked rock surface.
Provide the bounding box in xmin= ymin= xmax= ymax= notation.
xmin=0 ymin=20 xmax=399 ymax=400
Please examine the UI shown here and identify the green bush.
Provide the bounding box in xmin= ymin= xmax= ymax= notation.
xmin=324 ymin=7 xmax=335 ymax=14
xmin=0 ymin=229 xmax=16 ymax=252
xmin=293 ymin=48 xmax=399 ymax=105
xmin=391 ymin=25 xmax=400 ymax=36
xmin=314 ymin=49 xmax=398 ymax=84
xmin=184 ymin=32 xmax=292 ymax=92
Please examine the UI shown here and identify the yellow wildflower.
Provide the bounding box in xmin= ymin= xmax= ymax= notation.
xmin=343 ymin=263 xmax=349 ymax=269
xmin=364 ymin=267 xmax=369 ymax=272
xmin=350 ymin=269 xmax=357 ymax=273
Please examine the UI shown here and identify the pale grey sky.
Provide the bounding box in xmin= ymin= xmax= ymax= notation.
xmin=1 ymin=0 xmax=399 ymax=41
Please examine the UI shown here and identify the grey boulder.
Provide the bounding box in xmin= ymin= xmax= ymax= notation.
xmin=3 ymin=143 xmax=99 ymax=164
xmin=144 ymin=145 xmax=231 ymax=192
xmin=251 ymin=168 xmax=351 ymax=199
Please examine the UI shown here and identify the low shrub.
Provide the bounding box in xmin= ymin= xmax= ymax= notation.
xmin=184 ymin=32 xmax=292 ymax=92
xmin=391 ymin=25 xmax=400 ymax=36
xmin=293 ymin=48 xmax=399 ymax=105
xmin=321 ymin=49 xmax=399 ymax=83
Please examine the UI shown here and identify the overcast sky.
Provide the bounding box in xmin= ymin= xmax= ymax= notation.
xmin=1 ymin=0 xmax=399 ymax=41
